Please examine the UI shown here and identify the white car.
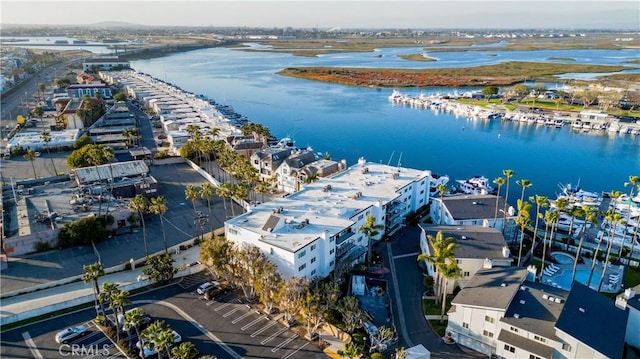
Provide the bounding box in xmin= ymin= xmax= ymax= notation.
xmin=196 ymin=281 xmax=219 ymax=295
xmin=137 ymin=330 xmax=181 ymax=357
xmin=55 ymin=325 xmax=87 ymax=344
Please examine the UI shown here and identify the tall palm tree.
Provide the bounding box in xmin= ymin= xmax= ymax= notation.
xmin=621 ymin=176 xmax=640 ymax=256
xmin=171 ymin=342 xmax=198 ymax=359
xmin=359 ymin=214 xmax=384 ymax=267
xmin=40 ymin=129 xmax=58 ymax=175
xmin=149 ymin=196 xmax=169 ymax=254
xmin=199 ymin=183 xmax=215 ymax=233
xmin=111 ymin=289 xmax=130 ymax=339
xmin=141 ymin=321 xmax=167 ymax=359
xmin=216 ymin=182 xmax=233 ymax=219
xmin=82 ymin=262 xmax=106 ymax=317
xmin=100 ymin=146 xmax=115 ymax=215
xmin=502 ymin=169 xmax=515 ymax=232
xmin=493 ymin=177 xmax=506 ymax=228
xmin=515 ymin=178 xmax=533 ymax=243
xmin=540 ymin=210 xmax=559 ymax=281
xmin=155 ymin=328 xmax=177 ymax=359
xmin=587 ymin=211 xmax=612 ymax=289
xmin=436 ymin=183 xmax=447 ymax=224
xmin=571 ymin=205 xmax=598 ymax=285
xmin=567 ymin=206 xmax=585 ymax=242
xmin=417 ymin=231 xmax=458 ymax=305
xmin=516 ymin=199 xmax=532 ymax=266
xmin=37 ymin=82 xmax=46 ymax=101
xmin=24 ymin=149 xmax=38 ymax=179
xmin=129 ymin=195 xmax=150 ymax=257
xmin=125 ymin=308 xmax=145 ymax=354
xmin=597 ymin=212 xmax=625 ymax=291
xmin=439 ymin=261 xmax=462 ymax=323
xmin=185 ymin=184 xmax=200 ymax=219
xmin=529 ymin=195 xmax=548 ymax=259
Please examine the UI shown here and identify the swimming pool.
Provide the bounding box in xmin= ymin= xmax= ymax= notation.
xmin=553 ymin=267 xmax=604 ymax=291
xmin=550 ymin=252 xmax=574 ymax=264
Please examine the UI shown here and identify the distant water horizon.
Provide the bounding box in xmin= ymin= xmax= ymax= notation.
xmin=130 ymin=45 xmax=640 ymax=203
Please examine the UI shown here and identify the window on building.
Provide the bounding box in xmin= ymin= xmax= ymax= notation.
xmin=310 ymin=257 xmax=316 ymax=264
xmin=529 ymin=355 xmax=542 ymax=359
xmin=298 ymin=250 xmax=306 ymax=258
xmin=270 ymin=248 xmax=274 ymax=255
xmin=462 ymin=322 xmax=469 ymax=329
xmin=229 ymin=228 xmax=239 ymax=236
xmin=510 ymin=326 xmax=519 ymax=333
xmin=504 ymin=345 xmax=515 ymax=353
xmin=310 ymin=269 xmax=316 ymax=276
xmin=562 ymin=343 xmax=571 ymax=352
xmin=456 ymin=259 xmax=462 ymax=264
xmin=298 ymin=263 xmax=306 ymax=271
xmin=482 ymin=330 xmax=493 ymax=338
xmin=464 ymin=271 xmax=470 ymax=277
xmin=310 ymin=244 xmax=316 ymax=251
xmin=484 ymin=316 xmax=494 ymax=323
xmin=330 ymin=249 xmax=335 ymax=255
xmin=329 ymin=260 xmax=334 ymax=267
xmin=534 ymin=335 xmax=546 ymax=343
xmin=330 ymin=237 xmax=334 ymax=242
xmin=358 ymin=214 xmax=364 ymax=220
xmin=420 ymin=189 xmax=424 ymax=194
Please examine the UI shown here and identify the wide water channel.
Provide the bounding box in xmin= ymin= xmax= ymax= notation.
xmin=130 ymin=44 xmax=640 ymax=201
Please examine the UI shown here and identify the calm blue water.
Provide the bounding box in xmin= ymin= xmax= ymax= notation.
xmin=551 ymin=252 xmax=574 ymax=264
xmin=554 ymin=268 xmax=603 ymax=291
xmin=0 ymin=36 xmax=125 ymax=54
xmin=130 ymin=45 xmax=640 ymax=202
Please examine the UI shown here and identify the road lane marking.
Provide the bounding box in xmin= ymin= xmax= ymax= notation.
xmin=21 ymin=331 xmax=43 ymax=359
xmin=214 ymin=302 xmax=232 ymax=312
xmin=271 ymin=333 xmax=298 ymax=352
xmin=387 ymin=243 xmax=414 ymax=348
xmin=232 ymin=310 xmax=258 ymax=324
xmin=250 ymin=319 xmax=279 ymax=338
xmin=260 ymin=327 xmax=288 ymax=345
xmin=282 ymin=342 xmax=310 ymax=359
xmin=392 ymin=251 xmax=420 ymax=259
xmin=241 ymin=316 xmax=266 ymax=331
xmin=222 ymin=306 xmax=243 ymax=318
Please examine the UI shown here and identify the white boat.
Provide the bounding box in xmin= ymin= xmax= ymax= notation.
xmin=558 ymin=183 xmax=602 ymax=207
xmin=455 ymin=175 xmax=494 ymax=195
xmin=429 ymin=174 xmax=450 ymax=196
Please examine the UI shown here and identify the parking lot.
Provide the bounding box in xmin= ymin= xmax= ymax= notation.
xmin=1 ymin=274 xmax=327 ymax=359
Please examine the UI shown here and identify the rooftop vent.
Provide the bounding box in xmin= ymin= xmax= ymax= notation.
xmin=361 ymin=167 xmax=369 ymax=174
xmin=519 ymin=300 xmax=526 ymax=305
xmin=542 ymin=294 xmax=549 ymax=300
xmin=472 ymin=201 xmax=478 ymax=205
xmin=500 ymin=283 xmax=507 ymax=287
xmin=548 ymin=296 xmax=555 ymax=301
xmin=579 ymin=307 xmax=585 ymax=313
xmin=514 ymin=313 xmax=520 ymax=319
xmin=461 ymin=236 xmax=467 ymax=240
xmin=555 ymin=298 xmax=562 ymax=303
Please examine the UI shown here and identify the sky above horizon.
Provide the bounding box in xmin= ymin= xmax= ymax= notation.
xmin=1 ymin=1 xmax=639 ymax=30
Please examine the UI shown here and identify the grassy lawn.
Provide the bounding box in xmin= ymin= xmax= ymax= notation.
xmin=429 ymin=320 xmax=448 ymax=337
xmin=423 ymin=296 xmax=453 ymax=316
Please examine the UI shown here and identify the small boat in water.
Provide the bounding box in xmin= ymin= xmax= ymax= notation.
xmin=454 ymin=175 xmax=494 ymax=195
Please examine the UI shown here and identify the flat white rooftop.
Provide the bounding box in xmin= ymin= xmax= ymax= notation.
xmin=227 ymin=160 xmax=430 ymax=252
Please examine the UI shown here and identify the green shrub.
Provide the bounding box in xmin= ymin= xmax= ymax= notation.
xmin=73 ymin=135 xmax=92 ymax=150
xmin=95 ymin=315 xmax=106 ymax=326
xmin=57 ymin=216 xmax=110 ymax=248
xmin=123 ymin=261 xmax=132 ymax=271
xmin=34 ymin=241 xmax=52 ymax=252
xmin=154 ymin=150 xmax=169 ymax=159
xmin=370 ymin=353 xmax=386 ymax=359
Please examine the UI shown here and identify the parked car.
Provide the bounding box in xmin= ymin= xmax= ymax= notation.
xmin=136 ymin=330 xmax=181 ymax=357
xmin=55 ymin=325 xmax=87 ymax=344
xmin=196 ymin=281 xmax=219 ymax=295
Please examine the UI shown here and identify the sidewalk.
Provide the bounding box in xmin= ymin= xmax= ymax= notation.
xmin=0 ymin=245 xmax=202 ymax=326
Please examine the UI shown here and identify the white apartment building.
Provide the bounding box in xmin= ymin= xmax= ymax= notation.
xmin=448 ymin=268 xmax=628 ymax=359
xmin=419 ymin=225 xmax=513 ymax=293
xmin=430 ymin=194 xmax=510 ymax=231
xmin=615 ymin=286 xmax=640 ymax=351
xmin=225 ymin=157 xmax=431 ymax=279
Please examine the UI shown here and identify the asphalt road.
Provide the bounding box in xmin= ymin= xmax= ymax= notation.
xmin=1 ymin=275 xmax=326 ymax=359
xmin=1 ymin=163 xmax=244 ymax=293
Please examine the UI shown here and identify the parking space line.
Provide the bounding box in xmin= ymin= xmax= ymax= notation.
xmin=71 ymin=330 xmax=100 ymax=343
xmin=206 ymin=301 xmax=215 ymax=306
xmin=282 ymin=342 xmax=310 ymax=359
xmin=21 ymin=331 xmax=43 ymax=359
xmin=271 ymin=333 xmax=298 ymax=352
xmin=214 ymin=302 xmax=232 ymax=312
xmin=241 ymin=316 xmax=267 ymax=331
xmin=260 ymin=327 xmax=288 ymax=345
xmin=250 ymin=319 xmax=279 ymax=338
xmin=222 ymin=306 xmax=243 ymax=318
xmin=232 ymin=309 xmax=260 ymax=324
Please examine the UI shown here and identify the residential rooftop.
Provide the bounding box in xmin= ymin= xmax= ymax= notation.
xmin=421 ymin=225 xmax=510 ymax=260
xmin=442 ymin=194 xmax=506 ymax=221
xmin=226 ymin=159 xmax=430 ymax=253
xmin=451 ymin=267 xmax=528 ymax=310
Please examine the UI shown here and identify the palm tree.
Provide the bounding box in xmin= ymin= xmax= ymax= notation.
xmin=515 ymin=178 xmax=533 ymax=244
xmin=417 ymin=231 xmax=458 ymax=305
xmin=122 ymin=128 xmax=138 ymax=148
xmin=216 ymin=182 xmax=233 ymax=219
xmin=566 ymin=206 xmax=585 ymax=242
xmin=502 ymin=169 xmax=515 ymax=232
xmin=199 ymin=183 xmax=215 ymax=233
xmin=82 ymin=262 xmax=106 ymax=317
xmin=492 ymin=177 xmax=506 ymax=228
xmin=37 ymin=82 xmax=46 ymax=101
xmin=587 ymin=212 xmax=611 ymax=289
xmin=149 ymin=196 xmax=169 ymax=254
xmin=40 ymin=130 xmax=58 ymax=175
xmin=540 ymin=210 xmax=559 ymax=281
xmin=529 ymin=195 xmax=548 ymax=259
xmin=125 ymin=308 xmax=145 ymax=353
xmin=571 ymin=206 xmax=598 ymax=285
xmin=171 ymin=342 xmax=198 ymax=359
xmin=141 ymin=321 xmax=166 ymax=359
xmin=438 ymin=261 xmax=462 ymax=323
xmin=516 ymin=199 xmax=532 ymax=266
xmin=99 ymin=146 xmax=115 ymax=215
xmin=621 ymin=175 xmax=640 ymax=256
xmin=185 ymin=184 xmax=200 ymax=219
xmin=359 ymin=214 xmax=384 ymax=267
xmin=155 ymin=328 xmax=177 ymax=359
xmin=436 ymin=183 xmax=447 ymax=224
xmin=597 ymin=212 xmax=625 ymax=291
xmin=24 ymin=149 xmax=38 ymax=179
xmin=129 ymin=195 xmax=150 ymax=257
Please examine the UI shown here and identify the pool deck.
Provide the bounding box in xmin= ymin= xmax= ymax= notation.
xmin=541 ymin=257 xmax=624 ymax=293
